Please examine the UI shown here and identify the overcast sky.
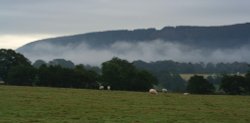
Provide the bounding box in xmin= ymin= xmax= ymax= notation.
xmin=1 ymin=0 xmax=250 ymax=49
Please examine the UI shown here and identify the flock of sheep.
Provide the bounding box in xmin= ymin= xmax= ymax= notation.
xmin=98 ymin=85 xmax=189 ymax=95
xmin=149 ymin=88 xmax=166 ymax=94
xmin=99 ymin=85 xmax=111 ymax=90
xmin=149 ymin=89 xmax=189 ymax=95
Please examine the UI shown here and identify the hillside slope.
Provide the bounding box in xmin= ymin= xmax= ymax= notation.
xmin=16 ymin=23 xmax=250 ymax=65
xmin=18 ymin=23 xmax=250 ymax=51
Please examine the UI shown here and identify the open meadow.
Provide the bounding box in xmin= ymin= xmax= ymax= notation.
xmin=1 ymin=86 xmax=250 ymax=123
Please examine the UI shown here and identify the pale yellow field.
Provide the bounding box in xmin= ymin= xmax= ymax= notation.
xmin=180 ymin=73 xmax=245 ymax=81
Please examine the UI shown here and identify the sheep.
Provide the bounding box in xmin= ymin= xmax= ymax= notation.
xmin=162 ymin=88 xmax=168 ymax=93
xmin=107 ymin=85 xmax=111 ymax=90
xmin=99 ymin=85 xmax=104 ymax=90
xmin=149 ymin=89 xmax=158 ymax=95
xmin=183 ymin=93 xmax=190 ymax=95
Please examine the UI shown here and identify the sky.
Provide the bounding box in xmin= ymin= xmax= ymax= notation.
xmin=1 ymin=0 xmax=250 ymax=49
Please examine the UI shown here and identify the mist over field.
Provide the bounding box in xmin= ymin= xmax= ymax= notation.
xmin=18 ymin=40 xmax=250 ymax=65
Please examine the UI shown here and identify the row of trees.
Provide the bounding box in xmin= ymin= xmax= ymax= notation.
xmin=134 ymin=60 xmax=249 ymax=74
xmin=0 ymin=49 xmax=157 ymax=91
xmin=187 ymin=74 xmax=250 ymax=95
xmin=1 ymin=49 xmax=250 ymax=95
xmin=220 ymin=74 xmax=250 ymax=95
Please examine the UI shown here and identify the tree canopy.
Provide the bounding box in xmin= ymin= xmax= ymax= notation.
xmin=220 ymin=75 xmax=247 ymax=95
xmin=0 ymin=49 xmax=31 ymax=81
xmin=187 ymin=75 xmax=215 ymax=94
xmin=101 ymin=57 xmax=157 ymax=91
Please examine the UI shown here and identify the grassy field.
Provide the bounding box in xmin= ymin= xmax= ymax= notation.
xmin=1 ymin=86 xmax=250 ymax=123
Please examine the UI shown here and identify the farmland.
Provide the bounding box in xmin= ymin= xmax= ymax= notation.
xmin=179 ymin=73 xmax=246 ymax=81
xmin=0 ymin=86 xmax=250 ymax=123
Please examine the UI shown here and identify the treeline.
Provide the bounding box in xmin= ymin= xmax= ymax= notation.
xmin=133 ymin=60 xmax=249 ymax=74
xmin=0 ymin=50 xmax=97 ymax=88
xmin=133 ymin=60 xmax=249 ymax=92
xmin=0 ymin=49 xmax=156 ymax=91
xmin=187 ymin=74 xmax=250 ymax=95
xmin=33 ymin=59 xmax=101 ymax=73
xmin=1 ymin=49 xmax=250 ymax=95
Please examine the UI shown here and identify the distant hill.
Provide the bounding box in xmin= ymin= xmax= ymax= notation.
xmin=18 ymin=23 xmax=250 ymax=50
xmin=16 ymin=23 xmax=250 ymax=65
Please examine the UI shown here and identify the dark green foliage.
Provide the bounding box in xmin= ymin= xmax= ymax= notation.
xmin=244 ymin=72 xmax=250 ymax=93
xmin=220 ymin=75 xmax=246 ymax=95
xmin=101 ymin=57 xmax=157 ymax=91
xmin=0 ymin=49 xmax=99 ymax=88
xmin=0 ymin=49 xmax=31 ymax=81
xmin=33 ymin=59 xmax=47 ymax=68
xmin=84 ymin=64 xmax=101 ymax=74
xmin=187 ymin=75 xmax=215 ymax=94
xmin=74 ymin=65 xmax=99 ymax=88
xmin=2 ymin=49 xmax=156 ymax=91
xmin=33 ymin=59 xmax=75 ymax=69
xmin=48 ymin=59 xmax=75 ymax=68
xmin=133 ymin=60 xmax=249 ymax=92
xmin=7 ymin=65 xmax=36 ymax=86
xmin=156 ymin=72 xmax=186 ymax=92
xmin=133 ymin=70 xmax=158 ymax=91
xmin=207 ymin=75 xmax=222 ymax=85
xmin=133 ymin=61 xmax=199 ymax=92
xmin=37 ymin=64 xmax=98 ymax=89
xmin=207 ymin=75 xmax=223 ymax=91
xmin=134 ymin=60 xmax=249 ymax=74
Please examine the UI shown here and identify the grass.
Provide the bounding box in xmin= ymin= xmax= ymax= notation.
xmin=1 ymin=86 xmax=250 ymax=123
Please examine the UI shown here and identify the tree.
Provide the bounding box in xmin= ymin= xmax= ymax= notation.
xmin=101 ymin=57 xmax=157 ymax=91
xmin=48 ymin=59 xmax=75 ymax=68
xmin=0 ymin=49 xmax=31 ymax=82
xmin=36 ymin=64 xmax=99 ymax=89
xmin=244 ymin=72 xmax=250 ymax=94
xmin=33 ymin=60 xmax=47 ymax=68
xmin=7 ymin=65 xmax=37 ymax=86
xmin=133 ymin=70 xmax=158 ymax=91
xmin=74 ymin=65 xmax=99 ymax=88
xmin=187 ymin=75 xmax=215 ymax=94
xmin=157 ymin=72 xmax=186 ymax=92
xmin=220 ymin=75 xmax=246 ymax=95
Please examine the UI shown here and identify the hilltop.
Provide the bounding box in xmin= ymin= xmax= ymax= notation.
xmin=18 ymin=23 xmax=250 ymax=50
xmin=16 ymin=23 xmax=250 ymax=65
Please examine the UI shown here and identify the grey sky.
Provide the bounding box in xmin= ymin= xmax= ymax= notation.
xmin=0 ymin=0 xmax=250 ymax=48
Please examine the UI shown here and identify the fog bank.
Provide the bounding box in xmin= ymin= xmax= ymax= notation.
xmin=18 ymin=40 xmax=250 ymax=65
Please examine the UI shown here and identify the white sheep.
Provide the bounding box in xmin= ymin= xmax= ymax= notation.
xmin=183 ymin=93 xmax=190 ymax=95
xmin=99 ymin=85 xmax=104 ymax=90
xmin=149 ymin=89 xmax=158 ymax=95
xmin=107 ymin=85 xmax=111 ymax=90
xmin=162 ymin=88 xmax=168 ymax=93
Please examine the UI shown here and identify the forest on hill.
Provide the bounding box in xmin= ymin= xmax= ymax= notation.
xmin=16 ymin=23 xmax=250 ymax=65
xmin=18 ymin=23 xmax=250 ymax=50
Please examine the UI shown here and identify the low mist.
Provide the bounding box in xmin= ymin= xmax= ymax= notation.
xmin=18 ymin=40 xmax=250 ymax=66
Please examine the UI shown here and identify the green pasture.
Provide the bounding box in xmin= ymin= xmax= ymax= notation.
xmin=0 ymin=86 xmax=250 ymax=123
